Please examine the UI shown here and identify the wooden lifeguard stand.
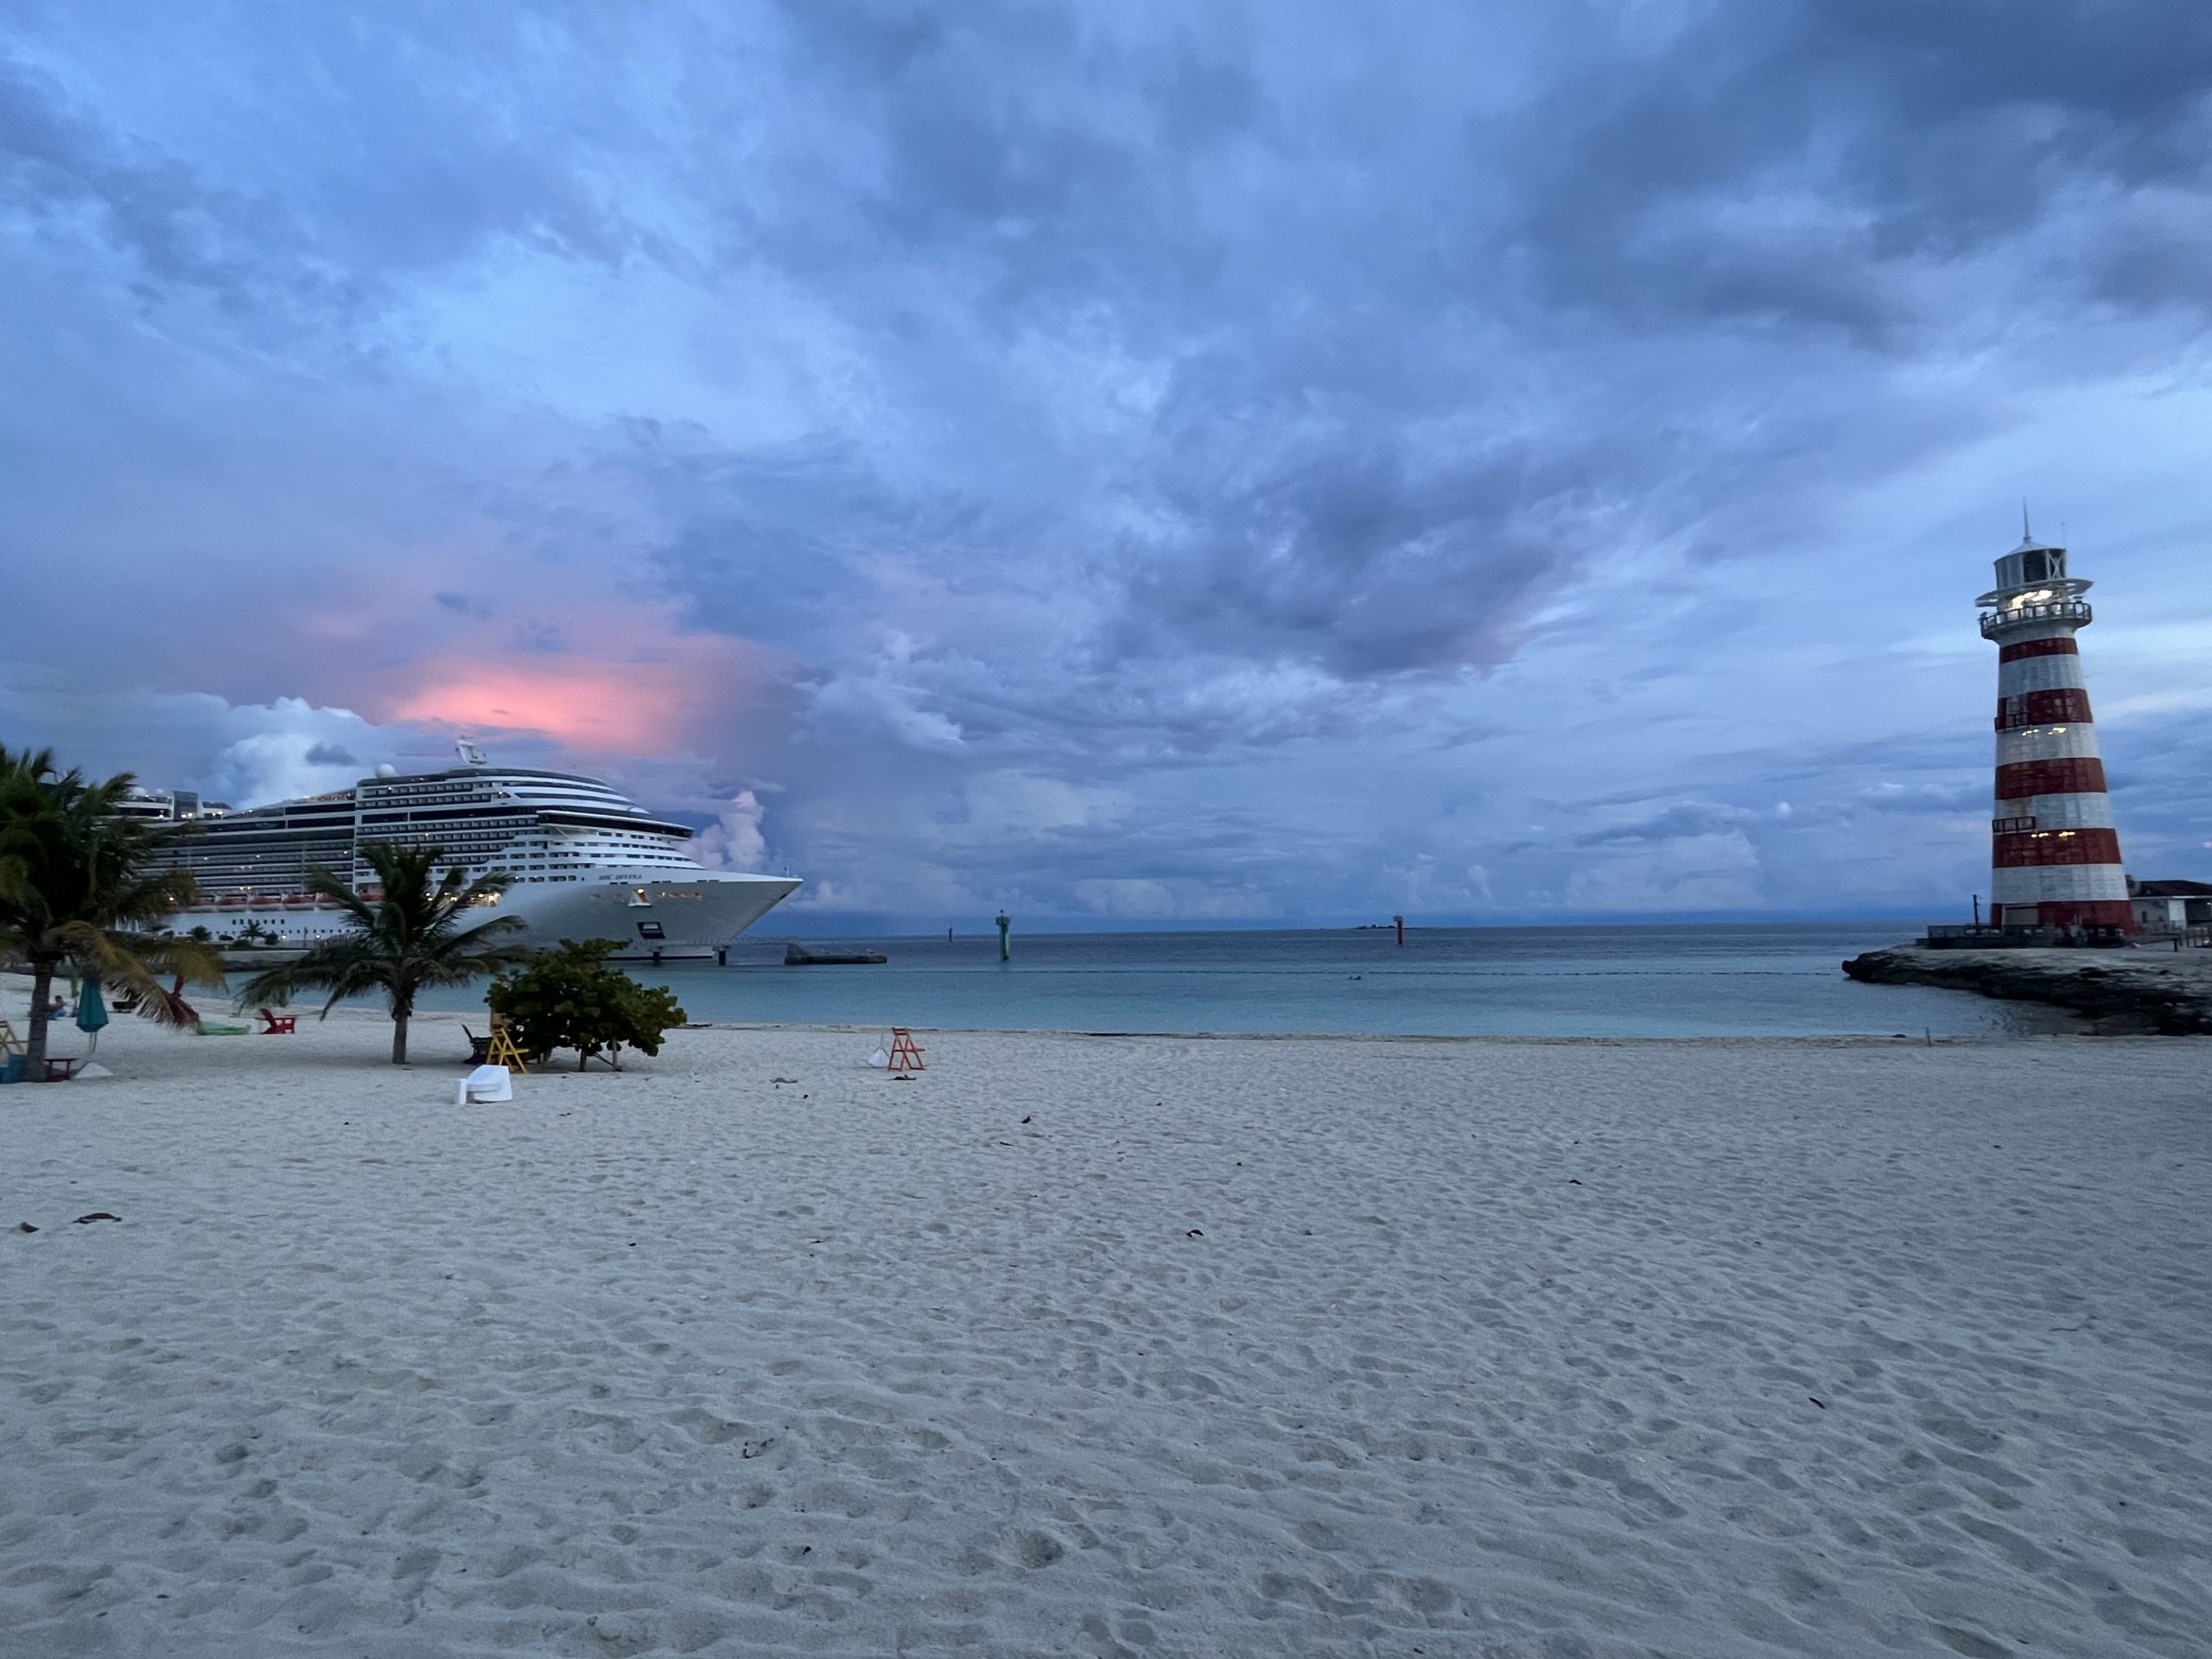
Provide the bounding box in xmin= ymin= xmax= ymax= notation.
xmin=485 ymin=1014 xmax=529 ymax=1074
xmin=887 ymin=1028 xmax=925 ymax=1075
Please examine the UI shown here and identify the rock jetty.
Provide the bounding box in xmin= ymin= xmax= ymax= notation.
xmin=1843 ymin=945 xmax=2212 ymax=1034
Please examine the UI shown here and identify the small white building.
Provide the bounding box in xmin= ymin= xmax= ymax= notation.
xmin=2133 ymin=893 xmax=2190 ymax=931
xmin=2127 ymin=878 xmax=2212 ymax=934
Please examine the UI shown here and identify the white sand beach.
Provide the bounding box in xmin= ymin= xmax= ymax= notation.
xmin=3 ymin=1003 xmax=2208 ymax=1657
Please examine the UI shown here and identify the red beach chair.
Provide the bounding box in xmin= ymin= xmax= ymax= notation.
xmin=257 ymin=1007 xmax=297 ymax=1034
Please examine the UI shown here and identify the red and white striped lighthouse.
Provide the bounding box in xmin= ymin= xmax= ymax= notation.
xmin=1978 ymin=524 xmax=2131 ymax=933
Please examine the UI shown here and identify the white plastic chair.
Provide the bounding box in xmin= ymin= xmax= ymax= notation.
xmin=456 ymin=1064 xmax=512 ymax=1105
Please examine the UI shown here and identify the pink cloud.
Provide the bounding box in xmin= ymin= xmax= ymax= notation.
xmin=387 ymin=632 xmax=782 ymax=756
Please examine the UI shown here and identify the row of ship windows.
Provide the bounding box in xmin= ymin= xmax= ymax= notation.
xmin=172 ymin=849 xmax=685 ymax=875
xmin=364 ymin=785 xmax=629 ymax=798
xmin=192 ymin=874 xmax=673 ymax=893
xmin=178 ymin=829 xmax=669 ymax=845
xmin=184 ymin=859 xmax=692 ymax=874
xmin=175 ymin=842 xmax=689 ymax=862
xmin=366 ymin=830 xmax=668 ymax=842
xmin=207 ymin=817 xmax=652 ymax=837
xmin=361 ymin=802 xmax=634 ymax=811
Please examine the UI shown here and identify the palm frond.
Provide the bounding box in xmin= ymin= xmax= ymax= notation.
xmin=104 ymin=870 xmax=201 ymax=927
xmin=50 ymin=921 xmax=228 ymax=1030
xmin=116 ymin=932 xmax=228 ymax=988
xmin=238 ymin=937 xmax=383 ymax=1019
xmin=236 ymin=844 xmax=538 ymax=1044
xmin=0 ymin=756 xmax=239 ymax=1058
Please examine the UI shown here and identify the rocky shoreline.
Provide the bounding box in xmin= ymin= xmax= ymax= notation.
xmin=1843 ymin=945 xmax=2212 ymax=1034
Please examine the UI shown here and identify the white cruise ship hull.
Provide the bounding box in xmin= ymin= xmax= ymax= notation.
xmin=493 ymin=870 xmax=803 ymax=959
xmin=171 ymin=871 xmax=800 ymax=962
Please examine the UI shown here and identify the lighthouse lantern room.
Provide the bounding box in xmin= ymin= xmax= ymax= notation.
xmin=1977 ymin=523 xmax=2132 ymax=934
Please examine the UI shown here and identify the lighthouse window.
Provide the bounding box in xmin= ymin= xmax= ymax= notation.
xmin=2022 ymin=552 xmax=2048 ymax=582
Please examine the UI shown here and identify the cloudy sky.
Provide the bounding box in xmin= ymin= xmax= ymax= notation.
xmin=4 ymin=1 xmax=2209 ymax=929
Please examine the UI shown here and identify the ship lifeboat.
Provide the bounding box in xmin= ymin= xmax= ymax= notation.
xmin=216 ymin=894 xmax=250 ymax=908
xmin=283 ymin=893 xmax=314 ymax=907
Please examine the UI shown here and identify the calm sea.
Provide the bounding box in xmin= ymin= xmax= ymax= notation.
xmin=407 ymin=923 xmax=2054 ymax=1039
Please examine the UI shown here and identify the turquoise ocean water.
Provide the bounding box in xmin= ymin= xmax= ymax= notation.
xmin=398 ymin=923 xmax=2054 ymax=1039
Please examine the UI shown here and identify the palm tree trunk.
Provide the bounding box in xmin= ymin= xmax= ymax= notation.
xmin=25 ymin=957 xmax=54 ymax=1080
xmin=391 ymin=1012 xmax=409 ymax=1065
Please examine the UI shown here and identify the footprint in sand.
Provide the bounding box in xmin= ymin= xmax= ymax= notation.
xmin=1014 ymin=1530 xmax=1065 ymax=1567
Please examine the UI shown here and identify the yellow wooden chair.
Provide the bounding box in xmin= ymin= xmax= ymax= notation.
xmin=484 ymin=1014 xmax=530 ymax=1074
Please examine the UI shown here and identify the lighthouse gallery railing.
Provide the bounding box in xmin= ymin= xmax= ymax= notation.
xmin=1980 ymin=598 xmax=2091 ymax=639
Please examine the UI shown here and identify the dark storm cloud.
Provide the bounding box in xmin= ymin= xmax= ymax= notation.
xmin=0 ymin=54 xmax=358 ymax=322
xmin=1503 ymin=0 xmax=2212 ymax=336
xmin=632 ymin=0 xmax=2212 ymax=695
xmin=1121 ymin=425 xmax=1589 ymax=677
xmin=643 ymin=3 xmax=1614 ymax=684
xmin=1 ymin=10 xmax=660 ymax=339
xmin=633 ymin=429 xmax=999 ymax=648
xmin=764 ymin=0 xmax=1256 ymax=300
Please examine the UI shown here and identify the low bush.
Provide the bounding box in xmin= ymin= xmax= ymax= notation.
xmin=487 ymin=938 xmax=686 ymax=1071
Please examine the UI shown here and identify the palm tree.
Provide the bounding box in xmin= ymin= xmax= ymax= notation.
xmin=0 ymin=746 xmax=225 ymax=1079
xmin=238 ymin=842 xmax=534 ymax=1064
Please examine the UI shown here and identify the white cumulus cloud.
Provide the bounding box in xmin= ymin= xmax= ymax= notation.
xmin=691 ymin=791 xmax=771 ymax=871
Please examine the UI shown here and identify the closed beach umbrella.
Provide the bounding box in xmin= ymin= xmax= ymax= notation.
xmin=76 ymin=979 xmax=110 ymax=1056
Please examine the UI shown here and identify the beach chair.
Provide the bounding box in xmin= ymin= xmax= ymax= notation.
xmin=257 ymin=1007 xmax=297 ymax=1034
xmin=188 ymin=982 xmax=248 ymax=1033
xmin=455 ymin=1064 xmax=513 ymax=1105
xmin=162 ymin=978 xmax=199 ymax=1026
xmin=464 ymin=1025 xmax=492 ymax=1065
xmin=0 ymin=1018 xmax=21 ymax=1058
xmin=887 ymin=1028 xmax=925 ymax=1074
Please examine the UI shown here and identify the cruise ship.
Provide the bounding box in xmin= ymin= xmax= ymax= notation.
xmin=120 ymin=741 xmax=800 ymax=962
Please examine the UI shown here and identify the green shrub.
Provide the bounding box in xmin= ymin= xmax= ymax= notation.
xmin=487 ymin=938 xmax=686 ymax=1071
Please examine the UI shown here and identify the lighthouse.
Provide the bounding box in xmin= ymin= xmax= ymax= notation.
xmin=1978 ymin=524 xmax=2132 ymax=934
